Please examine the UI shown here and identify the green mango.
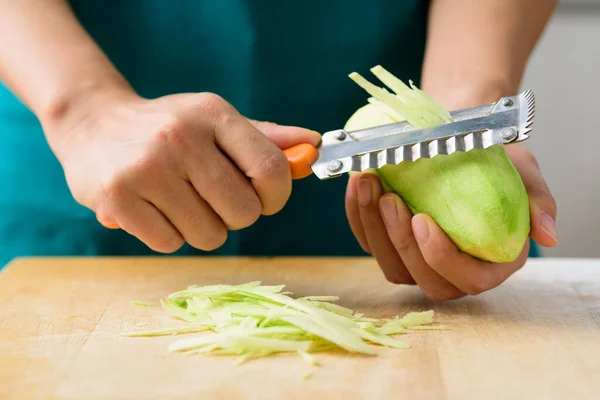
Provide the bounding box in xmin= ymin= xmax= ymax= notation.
xmin=344 ymin=77 xmax=530 ymax=263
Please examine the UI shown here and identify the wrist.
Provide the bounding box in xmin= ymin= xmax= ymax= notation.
xmin=41 ymin=77 xmax=139 ymax=162
xmin=42 ymin=77 xmax=136 ymax=145
xmin=421 ymin=77 xmax=517 ymax=111
xmin=40 ymin=75 xmax=136 ymax=127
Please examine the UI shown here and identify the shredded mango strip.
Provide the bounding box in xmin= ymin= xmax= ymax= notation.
xmin=348 ymin=65 xmax=452 ymax=129
xmin=122 ymin=281 xmax=446 ymax=368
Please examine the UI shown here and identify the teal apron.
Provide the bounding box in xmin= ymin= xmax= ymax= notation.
xmin=0 ymin=0 xmax=538 ymax=268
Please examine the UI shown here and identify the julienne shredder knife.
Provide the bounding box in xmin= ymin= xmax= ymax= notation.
xmin=283 ymin=90 xmax=535 ymax=180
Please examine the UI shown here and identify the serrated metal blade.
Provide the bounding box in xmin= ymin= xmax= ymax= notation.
xmin=311 ymin=90 xmax=535 ymax=180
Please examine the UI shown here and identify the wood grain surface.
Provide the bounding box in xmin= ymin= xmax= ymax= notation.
xmin=0 ymin=256 xmax=599 ymax=400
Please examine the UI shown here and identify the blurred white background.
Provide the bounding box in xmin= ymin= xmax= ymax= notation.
xmin=521 ymin=1 xmax=600 ymax=257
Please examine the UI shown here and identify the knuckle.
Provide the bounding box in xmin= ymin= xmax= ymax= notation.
xmin=424 ymin=291 xmax=448 ymax=302
xmin=530 ymin=180 xmax=557 ymax=216
xmin=198 ymin=228 xmax=228 ymax=251
xmin=384 ymin=273 xmax=405 ymax=285
xmin=462 ymin=276 xmax=496 ymax=296
xmin=97 ymin=174 xmax=140 ymax=221
xmin=531 ymin=177 xmax=551 ymax=197
xmin=423 ymin=240 xmax=459 ymax=268
xmin=193 ymin=92 xmax=230 ymax=119
xmin=546 ymin=194 xmax=558 ymax=217
xmin=100 ymin=175 xmax=130 ymax=204
xmin=181 ymin=212 xmax=229 ymax=251
xmin=248 ymin=150 xmax=289 ymax=181
xmin=550 ymin=202 xmax=558 ymax=219
xmin=381 ymin=267 xmax=413 ymax=285
xmin=227 ymin=196 xmax=262 ymax=230
xmin=424 ymin=252 xmax=444 ymax=269
xmin=358 ymin=242 xmax=372 ymax=255
xmin=541 ymin=185 xmax=557 ymax=212
xmin=150 ymin=235 xmax=185 ymax=254
xmin=154 ymin=115 xmax=189 ymax=147
xmin=390 ymin=236 xmax=412 ymax=254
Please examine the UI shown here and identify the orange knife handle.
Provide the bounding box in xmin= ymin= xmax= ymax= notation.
xmin=283 ymin=143 xmax=319 ymax=180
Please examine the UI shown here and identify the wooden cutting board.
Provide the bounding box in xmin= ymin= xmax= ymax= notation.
xmin=1 ymin=256 xmax=599 ymax=400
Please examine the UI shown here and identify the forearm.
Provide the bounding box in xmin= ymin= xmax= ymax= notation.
xmin=420 ymin=0 xmax=556 ymax=109
xmin=0 ymin=0 xmax=133 ymax=131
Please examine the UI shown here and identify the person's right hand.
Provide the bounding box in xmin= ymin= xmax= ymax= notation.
xmin=46 ymin=90 xmax=321 ymax=253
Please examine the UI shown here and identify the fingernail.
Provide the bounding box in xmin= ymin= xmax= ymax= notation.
xmin=540 ymin=212 xmax=558 ymax=243
xmin=412 ymin=214 xmax=430 ymax=245
xmin=380 ymin=197 xmax=398 ymax=226
xmin=357 ymin=178 xmax=373 ymax=206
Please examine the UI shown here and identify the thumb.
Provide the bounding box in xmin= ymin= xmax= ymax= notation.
xmin=248 ymin=119 xmax=322 ymax=149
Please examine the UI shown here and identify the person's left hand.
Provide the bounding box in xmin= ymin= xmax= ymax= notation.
xmin=345 ymin=143 xmax=557 ymax=301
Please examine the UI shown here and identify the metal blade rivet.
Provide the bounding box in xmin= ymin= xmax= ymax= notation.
xmin=501 ymin=127 xmax=518 ymax=141
xmin=328 ymin=160 xmax=343 ymax=173
xmin=335 ymin=131 xmax=347 ymax=140
xmin=502 ymin=98 xmax=513 ymax=107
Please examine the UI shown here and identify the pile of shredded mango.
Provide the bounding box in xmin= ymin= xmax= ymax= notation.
xmin=120 ymin=282 xmax=447 ymax=368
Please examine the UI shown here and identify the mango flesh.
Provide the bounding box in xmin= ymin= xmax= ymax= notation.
xmin=345 ymin=103 xmax=530 ymax=263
